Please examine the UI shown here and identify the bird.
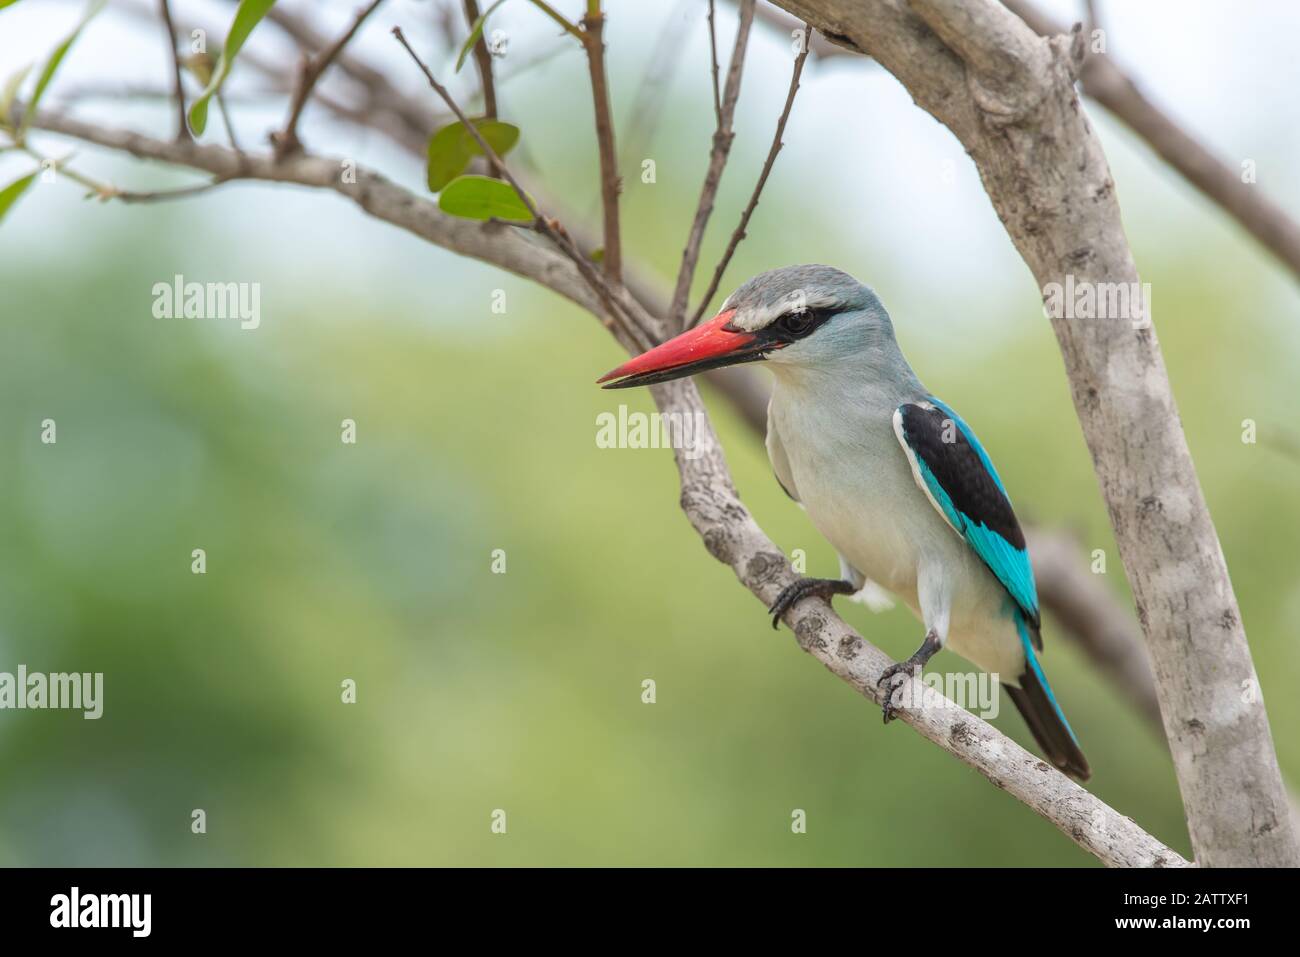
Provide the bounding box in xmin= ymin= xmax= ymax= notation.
xmin=597 ymin=264 xmax=1089 ymax=780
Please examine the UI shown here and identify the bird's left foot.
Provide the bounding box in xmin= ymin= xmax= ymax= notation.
xmin=768 ymin=577 xmax=856 ymax=629
xmin=876 ymin=630 xmax=942 ymax=723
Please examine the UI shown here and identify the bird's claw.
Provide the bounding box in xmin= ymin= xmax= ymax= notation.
xmin=877 ymin=661 xmax=920 ymax=724
xmin=875 ymin=631 xmax=940 ymax=723
xmin=768 ymin=579 xmax=814 ymax=628
xmin=767 ymin=577 xmax=855 ymax=629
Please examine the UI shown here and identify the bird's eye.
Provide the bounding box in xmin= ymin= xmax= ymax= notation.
xmin=777 ymin=310 xmax=817 ymax=338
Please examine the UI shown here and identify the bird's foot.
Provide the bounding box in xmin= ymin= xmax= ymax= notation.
xmin=876 ymin=630 xmax=942 ymax=724
xmin=768 ymin=577 xmax=856 ymax=629
xmin=877 ymin=661 xmax=922 ymax=724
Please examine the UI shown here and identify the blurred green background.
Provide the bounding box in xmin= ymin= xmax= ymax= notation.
xmin=0 ymin=0 xmax=1297 ymax=866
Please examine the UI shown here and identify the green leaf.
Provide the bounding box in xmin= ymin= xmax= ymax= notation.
xmin=0 ymin=170 xmax=38 ymax=225
xmin=0 ymin=63 xmax=32 ymax=130
xmin=17 ymin=0 xmax=104 ymax=140
xmin=438 ymin=174 xmax=532 ymax=222
xmin=426 ymin=119 xmax=519 ymax=192
xmin=0 ymin=0 xmax=26 ymax=10
xmin=188 ymin=0 xmax=275 ymax=135
xmin=455 ymin=0 xmax=508 ymax=73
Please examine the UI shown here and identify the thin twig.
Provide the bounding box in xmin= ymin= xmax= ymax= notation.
xmin=217 ymin=93 xmax=241 ymax=153
xmin=114 ymin=176 xmax=232 ymax=203
xmin=390 ymin=32 xmax=532 ymax=211
xmin=706 ymin=0 xmax=722 ymax=126
xmin=390 ymin=26 xmax=648 ymax=349
xmin=157 ymin=0 xmax=190 ymax=141
xmin=580 ymin=2 xmax=622 ymax=282
xmin=690 ymin=22 xmax=811 ymax=325
xmin=749 ymin=0 xmax=862 ymax=59
xmin=528 ymin=0 xmax=585 ymax=40
xmin=462 ymin=0 xmax=498 ymax=119
xmin=668 ymin=0 xmax=755 ymax=330
xmin=273 ymin=0 xmax=385 ymax=160
xmin=19 ymin=145 xmax=114 ymax=199
xmin=53 ymin=83 xmax=273 ymax=105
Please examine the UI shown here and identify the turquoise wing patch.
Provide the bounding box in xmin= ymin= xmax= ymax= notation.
xmin=896 ymin=398 xmax=1039 ymax=624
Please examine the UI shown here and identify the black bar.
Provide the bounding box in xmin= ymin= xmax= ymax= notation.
xmin=0 ymin=866 xmax=1281 ymax=941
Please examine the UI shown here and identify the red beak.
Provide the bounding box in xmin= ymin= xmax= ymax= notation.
xmin=597 ymin=309 xmax=765 ymax=389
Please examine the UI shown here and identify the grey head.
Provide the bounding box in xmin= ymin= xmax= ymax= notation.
xmin=720 ymin=264 xmax=903 ymax=374
xmin=598 ymin=264 xmax=910 ymax=390
xmin=720 ymin=264 xmax=881 ymax=329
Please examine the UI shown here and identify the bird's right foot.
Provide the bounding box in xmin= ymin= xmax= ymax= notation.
xmin=875 ymin=630 xmax=942 ymax=723
xmin=768 ymin=577 xmax=857 ymax=629
xmin=877 ymin=661 xmax=921 ymax=723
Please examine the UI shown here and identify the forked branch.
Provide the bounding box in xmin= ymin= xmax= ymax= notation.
xmin=271 ymin=0 xmax=385 ymax=160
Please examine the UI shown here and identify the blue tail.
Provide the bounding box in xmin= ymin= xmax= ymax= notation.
xmin=1003 ymin=612 xmax=1090 ymax=780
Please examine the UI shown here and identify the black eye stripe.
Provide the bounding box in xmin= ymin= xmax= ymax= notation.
xmin=720 ymin=307 xmax=836 ymax=349
xmin=774 ymin=308 xmax=832 ymax=340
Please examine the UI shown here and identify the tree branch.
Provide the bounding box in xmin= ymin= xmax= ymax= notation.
xmin=669 ymin=0 xmax=756 ymax=329
xmin=770 ymin=0 xmax=1298 ymax=867
xmin=1029 ymin=527 xmax=1300 ymax=839
xmin=21 ymin=105 xmax=639 ymax=341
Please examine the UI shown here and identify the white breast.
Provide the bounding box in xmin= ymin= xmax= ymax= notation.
xmin=768 ymin=382 xmax=936 ymax=605
xmin=766 ymin=379 xmax=1025 ymax=678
